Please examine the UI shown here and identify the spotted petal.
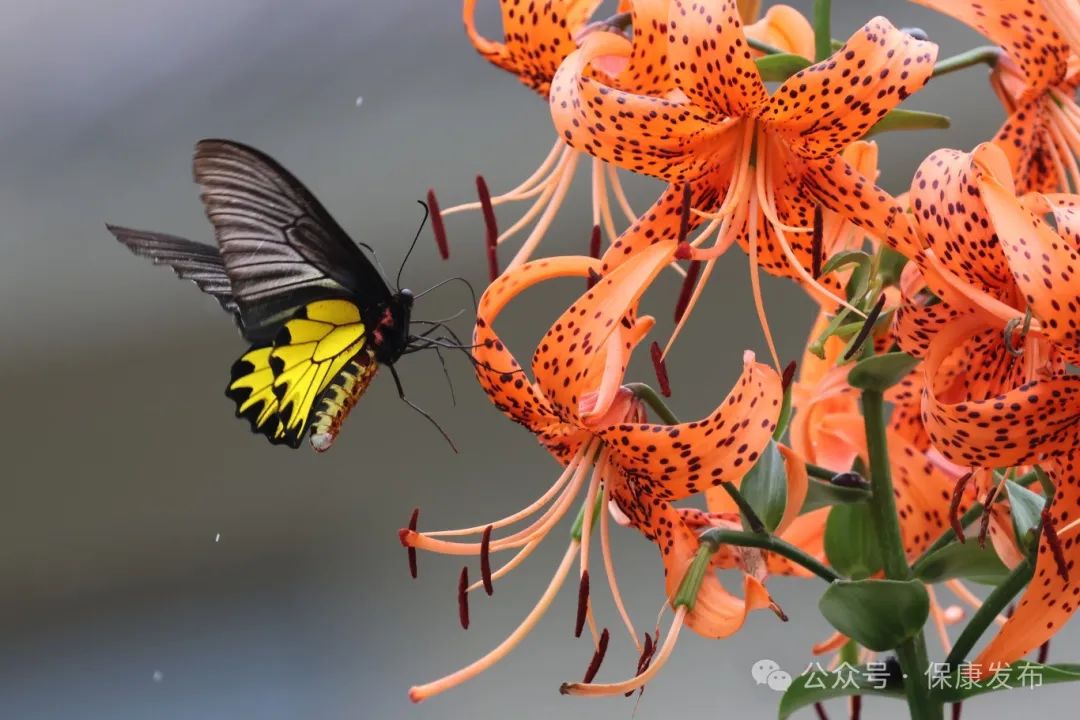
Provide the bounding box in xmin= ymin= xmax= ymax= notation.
xmin=598 ymin=352 xmax=782 ymax=502
xmin=549 ymin=29 xmax=738 ymax=185
xmin=976 ymin=450 xmax=1080 ymax=671
xmin=609 ymin=469 xmax=774 ymax=638
xmin=983 ymin=182 xmax=1080 ymax=361
xmin=532 ymin=242 xmax=672 ymax=423
xmin=922 ymin=317 xmax=1080 ymax=470
xmin=912 ymin=0 xmax=1069 ymax=103
xmin=474 ymin=256 xmax=598 ymax=435
xmin=464 ymin=0 xmax=602 ymax=96
xmin=759 ymin=17 xmax=937 ymax=159
xmin=668 ymin=0 xmax=767 ymax=118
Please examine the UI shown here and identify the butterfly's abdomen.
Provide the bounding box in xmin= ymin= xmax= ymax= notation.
xmin=309 ymin=348 xmax=379 ymax=452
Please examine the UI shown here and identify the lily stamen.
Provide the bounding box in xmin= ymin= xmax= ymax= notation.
xmin=560 ymin=607 xmax=686 ymax=697
xmin=410 ymin=542 xmax=580 ymax=703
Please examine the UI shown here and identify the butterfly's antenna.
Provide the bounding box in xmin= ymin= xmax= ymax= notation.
xmin=397 ymin=200 xmax=430 ymax=292
xmin=405 ymin=334 xmax=529 ymax=377
xmin=412 ymin=308 xmax=468 ymax=325
xmin=389 ymin=364 xmax=458 ymax=453
xmin=413 ymin=276 xmax=478 ymax=315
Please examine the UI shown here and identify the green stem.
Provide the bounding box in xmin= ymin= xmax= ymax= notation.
xmin=625 ymin=382 xmax=679 ymax=424
xmin=932 ymin=45 xmax=1001 ymax=78
xmin=861 ymin=389 xmax=940 ymax=720
xmin=806 ymin=462 xmax=840 ymax=481
xmin=698 ymin=528 xmax=840 ymax=582
xmin=910 ymin=502 xmax=985 ymax=577
xmin=813 ymin=0 xmax=832 ymax=62
xmin=720 ymin=480 xmax=767 ymax=534
xmin=945 ymin=560 xmax=1034 ymax=668
xmin=747 ymin=36 xmax=785 ymax=56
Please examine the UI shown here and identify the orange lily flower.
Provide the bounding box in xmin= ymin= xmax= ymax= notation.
xmin=887 ymin=141 xmax=1080 ymax=668
xmin=435 ymin=1 xmax=673 ymax=271
xmin=402 ymin=242 xmax=784 ymax=701
xmin=550 ymin=0 xmax=935 ymax=360
xmin=914 ymin=0 xmax=1080 ymax=193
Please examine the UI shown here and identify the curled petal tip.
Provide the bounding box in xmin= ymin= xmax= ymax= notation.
xmin=742 ymin=350 xmax=756 ymax=365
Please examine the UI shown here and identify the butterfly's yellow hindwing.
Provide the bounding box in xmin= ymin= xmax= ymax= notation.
xmin=225 ymin=298 xmax=368 ymax=448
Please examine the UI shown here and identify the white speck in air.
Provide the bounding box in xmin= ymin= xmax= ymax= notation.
xmin=355 ymin=96 xmax=364 ymax=107
xmin=152 ymin=671 xmax=163 ymax=683
xmin=214 ymin=533 xmax=221 ymax=543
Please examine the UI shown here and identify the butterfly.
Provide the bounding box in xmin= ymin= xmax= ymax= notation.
xmin=109 ymin=139 xmax=459 ymax=452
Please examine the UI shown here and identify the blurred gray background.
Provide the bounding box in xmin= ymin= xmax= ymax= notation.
xmin=1 ymin=1 xmax=1075 ymax=718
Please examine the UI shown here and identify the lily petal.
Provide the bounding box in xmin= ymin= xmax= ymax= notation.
xmin=759 ymin=17 xmax=937 ymax=159
xmin=609 ymin=469 xmax=774 ymax=638
xmin=912 ymin=0 xmax=1068 ymax=103
xmin=922 ymin=317 xmax=1080 ymax=470
xmin=983 ymin=181 xmax=1080 ymax=360
xmin=464 ymin=0 xmax=602 ymax=96
xmin=474 ymin=256 xmax=598 ymax=436
xmin=532 ymin=243 xmax=672 ymax=422
xmin=976 ymin=451 xmax=1080 ymax=670
xmin=668 ymin=0 xmax=767 ymax=118
xmin=745 ymin=4 xmax=814 ymax=61
xmin=598 ymin=352 xmax=782 ymax=501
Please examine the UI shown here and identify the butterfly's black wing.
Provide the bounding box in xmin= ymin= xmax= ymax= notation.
xmin=108 ymin=224 xmax=241 ymax=325
xmin=192 ymin=139 xmax=393 ymax=341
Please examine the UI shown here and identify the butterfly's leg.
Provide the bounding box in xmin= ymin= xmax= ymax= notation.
xmin=389 ymin=364 xmax=459 ymax=453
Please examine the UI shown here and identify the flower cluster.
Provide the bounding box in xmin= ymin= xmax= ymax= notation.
xmin=404 ymin=0 xmax=1080 ymax=715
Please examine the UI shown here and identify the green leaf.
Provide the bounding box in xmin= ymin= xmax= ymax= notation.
xmin=929 ymin=662 xmax=1080 ymax=702
xmin=845 ymin=259 xmax=870 ymax=303
xmin=819 ymin=579 xmax=930 ymax=651
xmin=914 ymin=539 xmax=1010 ymax=585
xmin=819 ymin=249 xmax=871 ymax=277
xmin=867 ymin=108 xmax=951 ymax=137
xmin=824 ymin=503 xmax=882 ymax=579
xmin=847 ymin=352 xmax=921 ymax=392
xmin=1004 ymin=479 xmax=1044 ymax=553
xmin=779 ymin=664 xmax=904 ymax=719
xmin=755 ymin=53 xmax=812 ymax=81
xmin=801 ymin=478 xmax=871 ymax=514
xmin=740 ymin=440 xmax=788 ymax=532
xmin=876 ymin=245 xmax=909 ymax=287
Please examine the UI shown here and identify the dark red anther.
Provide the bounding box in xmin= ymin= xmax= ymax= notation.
xmin=814 ymin=702 xmax=830 ymax=720
xmin=1041 ymin=508 xmax=1070 ymax=582
xmin=582 ymin=628 xmax=610 ymax=683
xmin=677 ymin=184 xmax=693 ymax=244
xmin=951 ymin=702 xmax=963 ymax=720
xmin=480 ymin=525 xmax=494 ymax=596
xmin=407 ymin=508 xmax=419 ymax=578
xmin=843 ymin=294 xmax=887 ymax=360
xmin=427 ymin=189 xmax=449 ymax=260
xmin=458 ymin=566 xmax=470 ymax=630
xmin=1038 ymin=639 xmax=1051 ymax=664
xmin=574 ymin=570 xmax=590 ymax=638
xmin=850 ymin=695 xmax=862 ymax=720
xmin=949 ymin=472 xmax=973 ymax=543
xmin=589 ymin=224 xmax=602 ymax=259
xmin=625 ymin=632 xmax=656 ymax=696
xmin=978 ymin=484 xmax=999 ymax=548
xmin=674 ymin=260 xmax=702 ymax=323
xmin=476 ymin=175 xmax=499 ymax=281
xmin=811 ymin=204 xmax=824 ymax=278
xmin=781 ymin=360 xmax=797 ymax=392
xmin=587 ymin=225 xmax=603 ymax=289
xmin=650 ymin=342 xmax=671 ymax=397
